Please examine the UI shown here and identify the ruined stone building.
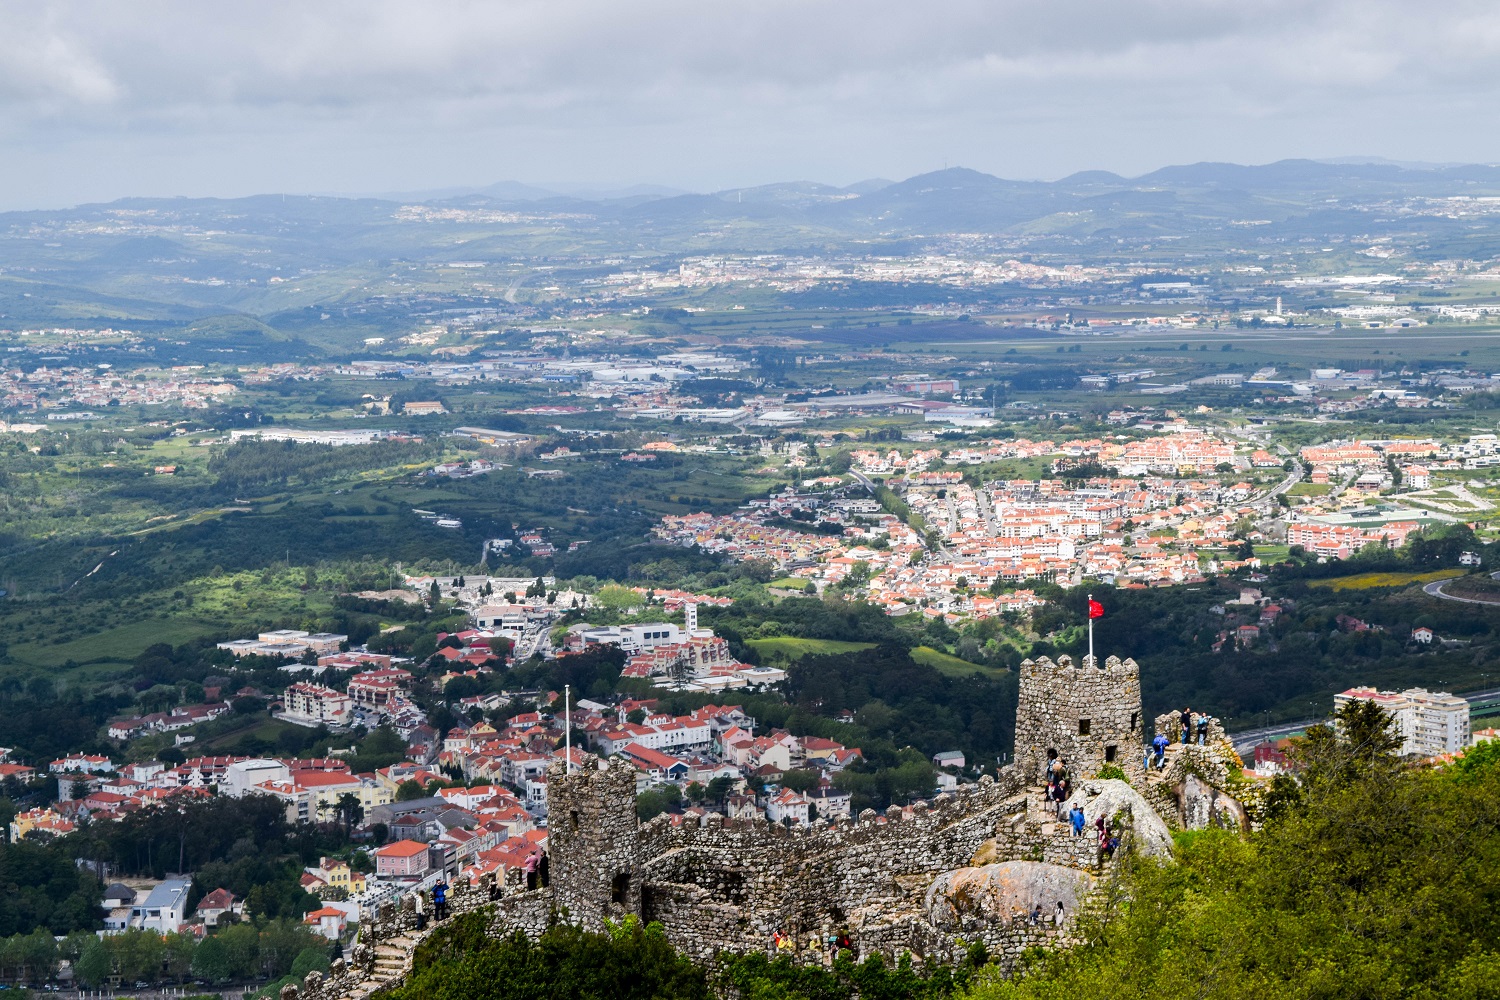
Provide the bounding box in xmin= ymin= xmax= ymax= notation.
xmin=285 ymin=654 xmax=1249 ymax=1000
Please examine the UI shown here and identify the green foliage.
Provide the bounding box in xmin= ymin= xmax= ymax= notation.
xmin=721 ymin=950 xmax=977 ymax=1000
xmin=594 ymin=584 xmax=643 ymax=611
xmin=637 ymin=784 xmax=683 ymax=820
xmin=208 ymin=438 xmax=441 ymax=493
xmin=0 ymin=839 xmax=104 ymax=936
xmin=391 ymin=912 xmax=709 ymax=1000
xmin=1094 ymin=764 xmax=1128 ymax=783
xmin=966 ymin=714 xmax=1500 ymax=1000
xmin=291 ymin=946 xmax=331 ymax=979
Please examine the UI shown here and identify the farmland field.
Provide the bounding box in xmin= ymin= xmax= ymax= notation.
xmin=1308 ymin=568 xmax=1465 ymax=591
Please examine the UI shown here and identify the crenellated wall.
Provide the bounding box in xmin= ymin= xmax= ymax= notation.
xmin=282 ymin=653 xmax=1165 ymax=998
xmin=1014 ymin=655 xmax=1145 ymax=785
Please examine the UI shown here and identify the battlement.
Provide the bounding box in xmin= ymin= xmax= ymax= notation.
xmin=1014 ymin=654 xmax=1144 ymax=785
xmin=296 ymin=647 xmax=1170 ymax=992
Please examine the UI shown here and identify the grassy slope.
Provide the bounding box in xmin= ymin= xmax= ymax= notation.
xmin=745 ymin=637 xmax=877 ymax=664
xmin=909 ymin=645 xmax=1009 ymax=678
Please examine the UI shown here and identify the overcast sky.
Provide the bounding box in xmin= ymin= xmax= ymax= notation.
xmin=2 ymin=0 xmax=1499 ymax=210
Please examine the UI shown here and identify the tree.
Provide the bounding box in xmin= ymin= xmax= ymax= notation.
xmin=191 ymin=933 xmax=234 ymax=984
xmin=705 ymin=776 xmax=736 ymax=805
xmin=595 ymin=584 xmax=641 ymax=611
xmin=258 ymin=917 xmax=320 ymax=979
xmin=163 ymin=932 xmax=196 ymax=982
xmin=330 ymin=792 xmax=364 ymax=838
xmin=74 ymin=937 xmax=112 ymax=988
xmin=390 ymin=914 xmax=709 ymax=1000
xmin=218 ymin=922 xmax=260 ymax=980
xmin=396 ymin=779 xmax=426 ymax=801
xmin=1289 ymin=696 xmax=1404 ymax=800
xmin=114 ymin=929 xmax=165 ymax=983
xmin=291 ymin=946 xmax=331 ymax=980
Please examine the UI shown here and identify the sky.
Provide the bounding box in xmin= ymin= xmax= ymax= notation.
xmin=3 ymin=0 xmax=1500 ymax=210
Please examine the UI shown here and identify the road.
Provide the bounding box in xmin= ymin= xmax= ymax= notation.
xmin=850 ymin=470 xmax=877 ymax=493
xmin=1423 ymin=572 xmax=1500 ymax=605
xmin=512 ymin=626 xmax=550 ymax=661
xmin=1230 ymin=684 xmax=1500 ymax=754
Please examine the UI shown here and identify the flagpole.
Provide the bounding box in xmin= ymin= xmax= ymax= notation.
xmin=1087 ymin=593 xmax=1094 ymax=669
xmin=565 ymin=684 xmax=572 ymax=774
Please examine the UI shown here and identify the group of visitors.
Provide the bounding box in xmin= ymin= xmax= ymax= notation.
xmin=1045 ymin=756 xmax=1072 ymax=818
xmin=1179 ymin=707 xmax=1210 ymax=745
xmin=1096 ymin=815 xmax=1120 ymax=862
xmin=1011 ymin=902 xmax=1067 ymax=928
xmin=1143 ymin=708 xmax=1213 ymax=770
xmin=771 ymin=928 xmax=856 ymax=964
xmin=415 ymin=876 xmax=451 ymax=930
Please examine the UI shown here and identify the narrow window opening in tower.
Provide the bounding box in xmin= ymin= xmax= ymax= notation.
xmin=570 ymin=810 xmax=580 ymax=832
xmin=1130 ymin=712 xmax=1139 ymax=732
xmin=611 ymin=872 xmax=630 ymax=905
xmin=1078 ymin=718 xmax=1091 ymax=736
xmin=1104 ymin=745 xmax=1117 ymax=763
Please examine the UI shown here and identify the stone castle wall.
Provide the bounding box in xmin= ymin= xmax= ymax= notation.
xmin=1014 ymin=655 xmax=1145 ymax=784
xmin=283 ymin=653 xmax=1170 ymax=999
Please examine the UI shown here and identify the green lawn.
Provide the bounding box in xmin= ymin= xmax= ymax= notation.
xmin=1287 ymin=482 xmax=1332 ymax=496
xmin=745 ymin=637 xmax=877 ymax=664
xmin=910 ymin=645 xmax=1009 ymax=678
xmin=8 ymin=616 xmax=223 ymax=670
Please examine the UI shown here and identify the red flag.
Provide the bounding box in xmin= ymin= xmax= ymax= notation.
xmin=1088 ymin=599 xmax=1105 ymax=620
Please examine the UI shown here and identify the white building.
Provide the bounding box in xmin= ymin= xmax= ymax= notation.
xmin=1335 ymin=686 xmax=1470 ymax=756
xmin=129 ymin=879 xmax=192 ymax=934
xmin=222 ymin=759 xmax=291 ymax=798
xmin=575 ymin=622 xmax=687 ymax=654
xmin=765 ymin=788 xmax=812 ymax=827
xmin=282 ymin=682 xmax=354 ymax=727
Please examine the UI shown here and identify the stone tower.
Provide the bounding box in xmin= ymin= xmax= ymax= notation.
xmin=1013 ymin=654 xmax=1144 ymax=785
xmin=546 ymin=755 xmax=640 ymax=927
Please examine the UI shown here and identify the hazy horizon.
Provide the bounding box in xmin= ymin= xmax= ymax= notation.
xmin=7 ymin=2 xmax=1500 ymax=211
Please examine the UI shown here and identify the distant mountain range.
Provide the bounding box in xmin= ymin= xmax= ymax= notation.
xmin=356 ymin=159 xmax=1500 ymax=237
xmin=8 ymin=157 xmax=1500 ymax=348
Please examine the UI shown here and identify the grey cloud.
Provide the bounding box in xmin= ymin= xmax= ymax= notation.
xmin=1 ymin=0 xmax=1500 ymax=207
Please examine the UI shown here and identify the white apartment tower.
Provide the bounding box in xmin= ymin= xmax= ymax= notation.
xmin=1334 ymin=686 xmax=1470 ymax=757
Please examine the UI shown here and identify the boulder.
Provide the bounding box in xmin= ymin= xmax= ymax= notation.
xmin=925 ymin=861 xmax=1094 ymax=930
xmin=1070 ymin=778 xmax=1174 ymax=858
xmin=1179 ymin=773 xmax=1250 ymax=832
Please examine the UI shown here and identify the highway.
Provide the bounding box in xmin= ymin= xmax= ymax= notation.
xmin=1230 ymin=685 xmax=1500 ymax=754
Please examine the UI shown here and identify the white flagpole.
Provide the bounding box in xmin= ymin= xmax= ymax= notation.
xmin=1087 ymin=593 xmax=1094 ymax=668
xmin=565 ymin=684 xmax=572 ymax=774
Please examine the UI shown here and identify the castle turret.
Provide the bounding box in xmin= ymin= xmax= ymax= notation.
xmin=1013 ymin=654 xmax=1144 ymax=784
xmin=545 ymin=755 xmax=640 ymax=927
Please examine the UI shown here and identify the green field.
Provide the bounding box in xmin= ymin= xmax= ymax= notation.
xmin=745 ymin=637 xmax=877 ymax=664
xmin=909 ymin=645 xmax=1009 ymax=678
xmin=1287 ymin=482 xmax=1333 ymax=496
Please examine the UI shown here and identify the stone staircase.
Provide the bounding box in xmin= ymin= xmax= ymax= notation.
xmin=371 ymin=929 xmax=420 ymax=981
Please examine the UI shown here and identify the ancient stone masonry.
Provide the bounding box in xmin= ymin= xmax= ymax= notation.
xmin=285 ymin=652 xmax=1255 ymax=999
xmin=1146 ymin=710 xmax=1261 ymax=831
xmin=1014 ymin=655 xmax=1145 ymax=784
